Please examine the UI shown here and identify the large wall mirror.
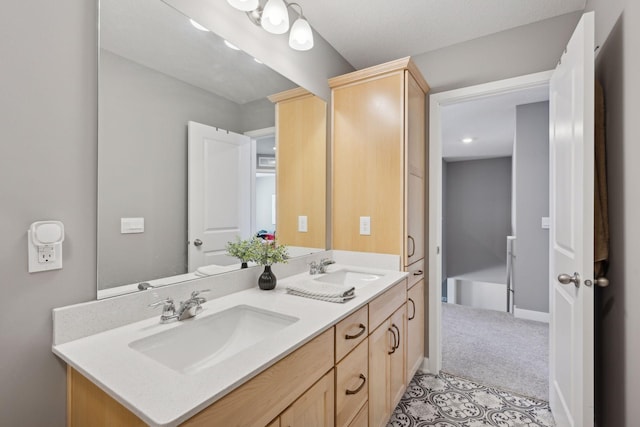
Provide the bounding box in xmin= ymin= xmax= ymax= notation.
xmin=98 ymin=0 xmax=327 ymax=298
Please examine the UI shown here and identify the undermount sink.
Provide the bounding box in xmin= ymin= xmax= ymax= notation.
xmin=313 ymin=269 xmax=382 ymax=288
xmin=129 ymin=305 xmax=299 ymax=375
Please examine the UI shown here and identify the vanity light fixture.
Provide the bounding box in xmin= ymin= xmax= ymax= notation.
xmin=462 ymin=137 xmax=474 ymax=144
xmin=226 ymin=0 xmax=314 ymax=51
xmin=189 ymin=19 xmax=210 ymax=32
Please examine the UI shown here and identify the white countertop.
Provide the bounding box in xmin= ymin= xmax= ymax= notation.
xmin=53 ymin=264 xmax=407 ymax=426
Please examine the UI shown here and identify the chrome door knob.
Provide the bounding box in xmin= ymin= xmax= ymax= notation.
xmin=558 ymin=272 xmax=581 ymax=287
xmin=193 ymin=239 xmax=203 ymax=247
xmin=585 ymin=277 xmax=610 ymax=288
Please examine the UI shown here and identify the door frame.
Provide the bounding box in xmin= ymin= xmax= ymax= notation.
xmin=427 ymin=70 xmax=554 ymax=373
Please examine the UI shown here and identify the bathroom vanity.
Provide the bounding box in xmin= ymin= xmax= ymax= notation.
xmin=54 ymin=257 xmax=425 ymax=427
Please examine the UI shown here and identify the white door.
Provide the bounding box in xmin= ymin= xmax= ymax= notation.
xmin=549 ymin=12 xmax=595 ymax=427
xmin=187 ymin=121 xmax=251 ymax=271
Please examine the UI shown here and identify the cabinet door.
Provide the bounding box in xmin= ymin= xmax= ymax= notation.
xmin=389 ymin=305 xmax=407 ymax=409
xmin=407 ymin=280 xmax=425 ymax=383
xmin=368 ymin=320 xmax=393 ymax=427
xmin=406 ymin=174 xmax=425 ymax=267
xmin=405 ymin=71 xmax=426 ymax=267
xmin=332 ymin=73 xmax=404 ymax=256
xmin=281 ymin=370 xmax=335 ymax=427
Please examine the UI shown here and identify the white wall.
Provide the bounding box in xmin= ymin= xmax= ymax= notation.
xmin=584 ymin=0 xmax=640 ymax=425
xmin=255 ymin=174 xmax=276 ymax=232
xmin=513 ymin=102 xmax=550 ymax=313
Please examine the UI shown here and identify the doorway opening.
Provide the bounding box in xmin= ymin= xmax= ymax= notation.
xmin=429 ymin=71 xmax=554 ymax=401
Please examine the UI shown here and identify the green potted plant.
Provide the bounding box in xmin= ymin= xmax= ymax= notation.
xmin=225 ymin=237 xmax=255 ymax=268
xmin=248 ymin=238 xmax=289 ymax=290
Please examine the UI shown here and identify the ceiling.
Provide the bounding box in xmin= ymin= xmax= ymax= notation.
xmin=441 ymin=86 xmax=549 ymax=161
xmin=296 ymin=0 xmax=586 ymax=69
xmin=100 ymin=0 xmax=297 ymax=105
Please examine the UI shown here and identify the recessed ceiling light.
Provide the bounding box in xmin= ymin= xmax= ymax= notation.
xmin=224 ymin=40 xmax=241 ymax=50
xmin=254 ymin=58 xmax=263 ymax=64
xmin=189 ymin=19 xmax=209 ymax=32
xmin=462 ymin=137 xmax=474 ymax=144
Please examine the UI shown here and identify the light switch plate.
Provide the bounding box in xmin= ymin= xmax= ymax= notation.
xmin=541 ymin=217 xmax=550 ymax=229
xmin=298 ymin=215 xmax=308 ymax=232
xmin=121 ymin=217 xmax=144 ymax=234
xmin=359 ymin=216 xmax=371 ymax=235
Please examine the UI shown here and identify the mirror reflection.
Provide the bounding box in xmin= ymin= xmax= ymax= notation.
xmin=97 ymin=0 xmax=324 ymax=298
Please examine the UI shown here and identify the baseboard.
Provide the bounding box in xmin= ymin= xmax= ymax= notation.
xmin=420 ymin=357 xmax=431 ymax=373
xmin=513 ymin=306 xmax=549 ymax=323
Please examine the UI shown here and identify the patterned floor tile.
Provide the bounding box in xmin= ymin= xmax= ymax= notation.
xmin=388 ymin=372 xmax=555 ymax=427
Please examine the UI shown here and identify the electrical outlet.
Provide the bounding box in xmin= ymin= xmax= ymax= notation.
xmin=38 ymin=245 xmax=56 ymax=264
xmin=298 ymin=215 xmax=308 ymax=232
xmin=359 ymin=216 xmax=371 ymax=235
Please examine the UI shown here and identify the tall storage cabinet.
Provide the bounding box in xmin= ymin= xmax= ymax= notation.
xmin=329 ymin=57 xmax=428 ymax=270
xmin=269 ymin=88 xmax=327 ymax=249
xmin=329 ymin=58 xmax=428 ymax=393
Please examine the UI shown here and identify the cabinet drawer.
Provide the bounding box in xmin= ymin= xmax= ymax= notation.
xmin=369 ymin=280 xmax=407 ymax=330
xmin=348 ymin=402 xmax=368 ymax=427
xmin=335 ymin=338 xmax=368 ymax=427
xmin=335 ymin=305 xmax=368 ymax=363
xmin=406 ymin=259 xmax=424 ymax=289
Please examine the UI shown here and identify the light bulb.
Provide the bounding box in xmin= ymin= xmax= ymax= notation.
xmin=261 ymin=0 xmax=289 ymax=34
xmin=226 ymin=0 xmax=259 ymax=12
xmin=289 ymin=17 xmax=313 ymax=51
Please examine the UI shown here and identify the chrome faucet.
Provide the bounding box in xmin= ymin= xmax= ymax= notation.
xmin=149 ymin=290 xmax=210 ymax=323
xmin=309 ymin=258 xmax=335 ymax=275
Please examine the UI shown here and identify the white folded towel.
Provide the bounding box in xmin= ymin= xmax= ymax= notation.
xmin=286 ymin=281 xmax=356 ymax=303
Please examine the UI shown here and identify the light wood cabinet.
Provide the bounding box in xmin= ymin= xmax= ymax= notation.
xmin=329 ymin=57 xmax=428 ymax=269
xmin=348 ymin=402 xmax=368 ymax=427
xmin=67 ymin=279 xmax=418 ymax=427
xmin=407 ymin=279 xmax=425 ymax=383
xmin=68 ymin=328 xmax=335 ymax=427
xmin=268 ymin=88 xmax=327 ymax=249
xmin=335 ymin=305 xmax=368 ymax=363
xmin=368 ymin=304 xmax=407 ymax=427
xmin=335 ymin=339 xmax=368 ymax=427
xmin=281 ymin=370 xmax=335 ymax=427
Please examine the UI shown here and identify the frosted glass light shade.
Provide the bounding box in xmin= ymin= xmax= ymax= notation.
xmin=288 ymin=17 xmax=314 ymax=51
xmin=227 ymin=0 xmax=259 ymax=12
xmin=261 ymin=0 xmax=289 ymax=34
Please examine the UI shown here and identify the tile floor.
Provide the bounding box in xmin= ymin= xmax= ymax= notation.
xmin=388 ymin=371 xmax=555 ymax=427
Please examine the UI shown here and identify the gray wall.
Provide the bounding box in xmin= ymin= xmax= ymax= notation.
xmin=444 ymin=157 xmax=512 ymax=277
xmin=513 ymin=102 xmax=550 ymax=313
xmin=584 ymin=0 xmax=640 ymax=425
xmin=0 ymin=1 xmax=98 ymax=425
xmin=99 ymin=50 xmax=264 ymax=289
xmin=414 ymin=11 xmax=583 ymax=93
xmin=0 ymin=0 xmax=350 ymax=425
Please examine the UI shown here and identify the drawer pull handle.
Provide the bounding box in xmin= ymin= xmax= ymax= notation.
xmin=413 ymin=270 xmax=423 ymax=276
xmin=345 ymin=323 xmax=366 ymax=340
xmin=388 ymin=327 xmax=397 ymax=354
xmin=392 ymin=324 xmax=401 ymax=350
xmin=408 ymin=298 xmax=416 ymax=320
xmin=345 ymin=374 xmax=367 ymax=395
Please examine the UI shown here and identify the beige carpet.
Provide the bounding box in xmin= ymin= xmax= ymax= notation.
xmin=442 ymin=302 xmax=549 ymax=401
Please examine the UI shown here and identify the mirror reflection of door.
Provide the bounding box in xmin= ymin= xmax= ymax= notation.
xmin=187 ymin=121 xmax=251 ymax=272
xmin=254 ymin=135 xmax=277 ymax=240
